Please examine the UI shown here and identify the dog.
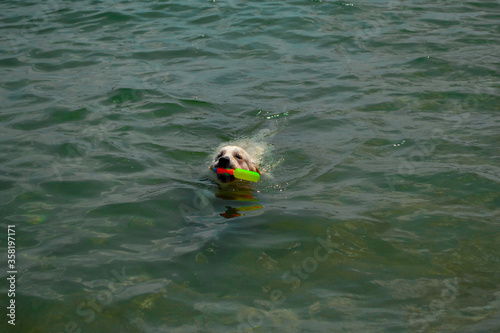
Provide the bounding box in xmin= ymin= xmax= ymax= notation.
xmin=209 ymin=145 xmax=260 ymax=184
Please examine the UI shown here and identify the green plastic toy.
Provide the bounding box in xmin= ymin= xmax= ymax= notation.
xmin=213 ymin=167 xmax=260 ymax=182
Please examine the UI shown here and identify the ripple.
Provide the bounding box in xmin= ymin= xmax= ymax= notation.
xmin=1 ymin=0 xmax=499 ymax=331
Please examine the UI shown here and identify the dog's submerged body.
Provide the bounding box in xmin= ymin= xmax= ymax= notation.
xmin=209 ymin=145 xmax=260 ymax=184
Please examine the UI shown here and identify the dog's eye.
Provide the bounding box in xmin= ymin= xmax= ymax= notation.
xmin=235 ymin=154 xmax=242 ymax=160
xmin=216 ymin=153 xmax=223 ymax=159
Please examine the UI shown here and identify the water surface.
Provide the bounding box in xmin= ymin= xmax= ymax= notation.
xmin=1 ymin=1 xmax=499 ymax=332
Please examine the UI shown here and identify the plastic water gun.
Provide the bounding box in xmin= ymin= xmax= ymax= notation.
xmin=213 ymin=167 xmax=260 ymax=182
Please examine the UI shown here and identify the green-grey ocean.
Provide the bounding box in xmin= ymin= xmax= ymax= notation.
xmin=1 ymin=1 xmax=499 ymax=332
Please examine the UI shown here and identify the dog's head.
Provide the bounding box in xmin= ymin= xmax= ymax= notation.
xmin=209 ymin=145 xmax=260 ymax=183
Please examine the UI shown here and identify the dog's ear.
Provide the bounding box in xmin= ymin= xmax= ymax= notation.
xmin=251 ymin=162 xmax=260 ymax=174
xmin=209 ymin=162 xmax=214 ymax=170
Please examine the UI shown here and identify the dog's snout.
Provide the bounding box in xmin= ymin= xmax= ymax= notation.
xmin=218 ymin=156 xmax=230 ymax=168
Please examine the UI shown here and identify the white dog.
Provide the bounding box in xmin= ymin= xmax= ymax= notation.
xmin=209 ymin=145 xmax=260 ymax=184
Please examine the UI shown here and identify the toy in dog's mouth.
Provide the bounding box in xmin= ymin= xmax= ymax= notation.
xmin=214 ymin=167 xmax=260 ymax=183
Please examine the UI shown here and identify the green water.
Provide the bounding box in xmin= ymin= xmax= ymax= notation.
xmin=1 ymin=1 xmax=499 ymax=332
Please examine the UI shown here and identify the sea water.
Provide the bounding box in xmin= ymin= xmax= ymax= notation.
xmin=0 ymin=1 xmax=499 ymax=332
